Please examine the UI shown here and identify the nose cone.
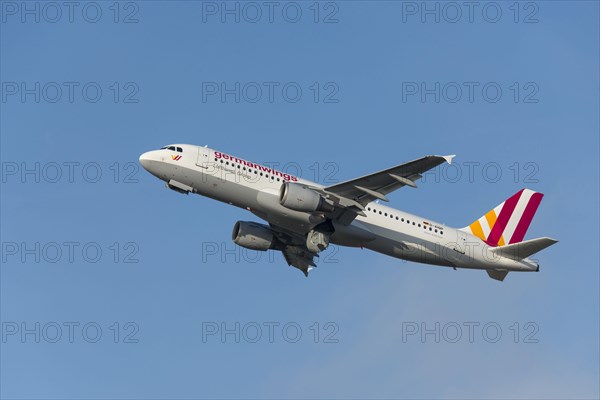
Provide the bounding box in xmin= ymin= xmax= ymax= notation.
xmin=139 ymin=151 xmax=152 ymax=171
xmin=139 ymin=150 xmax=163 ymax=178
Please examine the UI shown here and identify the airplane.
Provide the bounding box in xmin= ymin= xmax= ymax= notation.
xmin=139 ymin=144 xmax=557 ymax=281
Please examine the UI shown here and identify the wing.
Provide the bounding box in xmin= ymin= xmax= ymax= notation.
xmin=324 ymin=154 xmax=455 ymax=206
xmin=248 ymin=155 xmax=456 ymax=275
xmin=313 ymin=155 xmax=454 ymax=225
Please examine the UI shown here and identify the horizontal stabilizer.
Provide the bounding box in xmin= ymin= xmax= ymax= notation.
xmin=491 ymin=237 xmax=558 ymax=261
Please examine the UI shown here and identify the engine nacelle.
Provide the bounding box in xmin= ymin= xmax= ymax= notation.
xmin=279 ymin=182 xmax=334 ymax=213
xmin=232 ymin=221 xmax=277 ymax=251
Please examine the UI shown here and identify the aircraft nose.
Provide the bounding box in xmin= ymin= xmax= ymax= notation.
xmin=139 ymin=150 xmax=166 ymax=178
xmin=139 ymin=151 xmax=152 ymax=170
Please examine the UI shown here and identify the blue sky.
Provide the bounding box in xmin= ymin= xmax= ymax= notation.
xmin=1 ymin=1 xmax=598 ymax=399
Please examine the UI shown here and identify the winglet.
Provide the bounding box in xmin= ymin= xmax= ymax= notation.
xmin=442 ymin=154 xmax=456 ymax=165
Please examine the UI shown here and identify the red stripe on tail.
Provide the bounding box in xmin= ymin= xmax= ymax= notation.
xmin=486 ymin=189 xmax=524 ymax=247
xmin=509 ymin=192 xmax=544 ymax=244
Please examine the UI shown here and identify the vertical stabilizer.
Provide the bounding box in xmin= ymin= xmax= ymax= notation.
xmin=464 ymin=189 xmax=544 ymax=247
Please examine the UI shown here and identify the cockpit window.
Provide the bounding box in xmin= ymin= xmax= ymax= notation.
xmin=160 ymin=145 xmax=183 ymax=152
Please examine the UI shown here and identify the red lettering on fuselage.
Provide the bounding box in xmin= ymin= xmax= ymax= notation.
xmin=214 ymin=151 xmax=298 ymax=182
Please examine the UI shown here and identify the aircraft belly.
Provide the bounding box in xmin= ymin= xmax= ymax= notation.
xmin=361 ymin=224 xmax=452 ymax=267
xmin=180 ymin=166 xmax=260 ymax=209
xmin=330 ymin=220 xmax=376 ymax=247
xmin=181 ymin=163 xmax=323 ymax=234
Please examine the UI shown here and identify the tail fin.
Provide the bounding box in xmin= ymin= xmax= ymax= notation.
xmin=463 ymin=189 xmax=544 ymax=247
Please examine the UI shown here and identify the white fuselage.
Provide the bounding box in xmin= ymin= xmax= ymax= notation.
xmin=139 ymin=144 xmax=538 ymax=273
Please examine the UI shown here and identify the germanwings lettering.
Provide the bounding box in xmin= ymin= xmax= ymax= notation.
xmin=214 ymin=151 xmax=298 ymax=182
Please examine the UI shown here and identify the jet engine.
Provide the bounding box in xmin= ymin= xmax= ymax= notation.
xmin=279 ymin=182 xmax=334 ymax=213
xmin=232 ymin=221 xmax=277 ymax=251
